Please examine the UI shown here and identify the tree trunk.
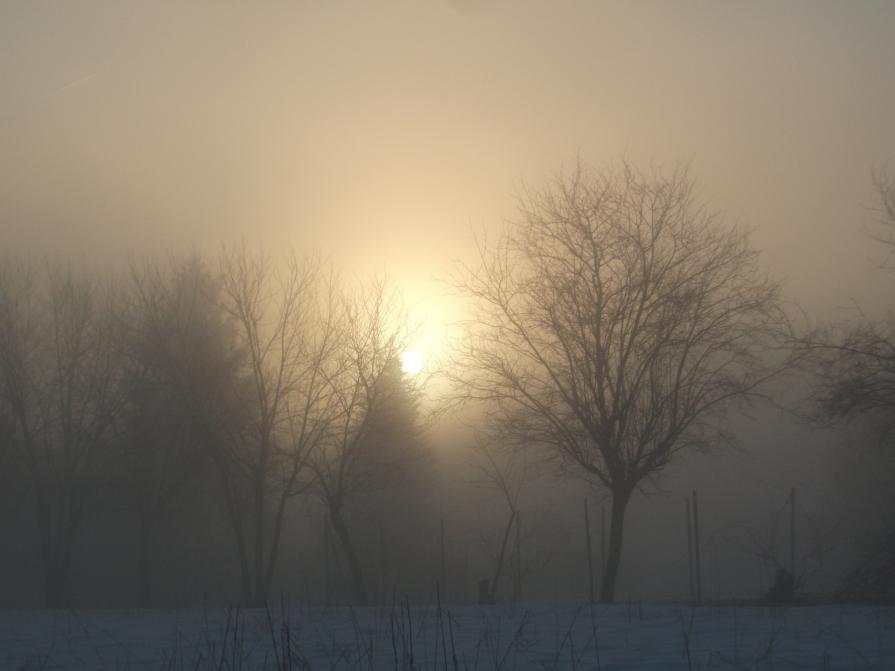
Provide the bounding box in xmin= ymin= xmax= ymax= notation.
xmin=329 ymin=508 xmax=368 ymax=606
xmin=599 ymin=487 xmax=631 ymax=603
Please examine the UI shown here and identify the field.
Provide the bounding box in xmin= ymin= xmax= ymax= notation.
xmin=2 ymin=602 xmax=895 ymax=670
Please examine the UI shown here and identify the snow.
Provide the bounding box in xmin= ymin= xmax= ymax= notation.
xmin=2 ymin=602 xmax=894 ymax=669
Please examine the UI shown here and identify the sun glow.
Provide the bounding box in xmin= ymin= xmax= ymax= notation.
xmin=401 ymin=350 xmax=424 ymax=375
xmin=393 ymin=274 xmax=464 ymax=382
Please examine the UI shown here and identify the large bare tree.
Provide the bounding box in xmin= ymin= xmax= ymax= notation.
xmin=0 ymin=260 xmax=123 ymax=607
xmin=450 ymin=161 xmax=788 ymax=602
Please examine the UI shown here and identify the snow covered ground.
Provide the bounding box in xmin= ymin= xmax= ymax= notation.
xmin=2 ymin=602 xmax=894 ymax=670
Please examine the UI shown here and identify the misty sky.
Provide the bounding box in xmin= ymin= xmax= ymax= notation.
xmin=3 ymin=0 xmax=895 ymax=344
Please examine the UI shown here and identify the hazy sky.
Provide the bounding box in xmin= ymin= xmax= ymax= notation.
xmin=3 ymin=1 xmax=895 ymax=344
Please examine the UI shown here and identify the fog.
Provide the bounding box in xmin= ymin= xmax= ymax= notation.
xmin=2 ymin=1 xmax=895 ymax=608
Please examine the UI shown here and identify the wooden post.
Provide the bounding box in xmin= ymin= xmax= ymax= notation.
xmin=686 ymin=496 xmax=694 ymax=600
xmin=584 ymin=498 xmax=595 ymax=603
xmin=464 ymin=541 xmax=470 ymax=604
xmin=440 ymin=517 xmax=446 ymax=601
xmin=692 ymin=490 xmax=702 ymax=604
xmin=600 ymin=503 xmax=606 ymax=576
xmin=790 ymin=487 xmax=796 ymax=579
xmin=515 ymin=511 xmax=522 ymax=602
xmin=324 ymin=512 xmax=332 ymax=606
xmin=378 ymin=522 xmax=386 ymax=606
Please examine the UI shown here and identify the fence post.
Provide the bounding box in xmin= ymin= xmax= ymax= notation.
xmin=790 ymin=487 xmax=796 ymax=579
xmin=686 ymin=496 xmax=694 ymax=600
xmin=324 ymin=512 xmax=332 ymax=606
xmin=515 ymin=511 xmax=522 ymax=602
xmin=440 ymin=517 xmax=446 ymax=602
xmin=601 ymin=503 xmax=606 ymax=580
xmin=584 ymin=498 xmax=595 ymax=603
xmin=692 ymin=489 xmax=702 ymax=604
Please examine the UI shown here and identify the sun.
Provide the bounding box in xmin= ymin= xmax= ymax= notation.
xmin=401 ymin=350 xmax=424 ymax=375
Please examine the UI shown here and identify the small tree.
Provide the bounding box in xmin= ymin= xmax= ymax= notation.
xmin=451 ymin=161 xmax=788 ymax=602
xmin=718 ymin=492 xmax=828 ymax=602
xmin=468 ymin=433 xmax=552 ymax=604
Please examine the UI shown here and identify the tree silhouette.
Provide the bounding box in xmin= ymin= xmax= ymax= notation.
xmin=468 ymin=432 xmax=540 ymax=604
xmin=798 ymin=168 xmax=895 ymax=599
xmin=801 ymin=169 xmax=895 ymax=440
xmin=0 ymin=261 xmax=123 ymax=607
xmin=450 ymin=161 xmax=788 ymax=602
xmin=212 ymin=246 xmax=337 ymax=606
xmin=112 ymin=257 xmax=219 ymax=607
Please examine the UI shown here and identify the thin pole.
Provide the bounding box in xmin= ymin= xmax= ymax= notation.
xmin=440 ymin=518 xmax=446 ymax=602
xmin=600 ymin=503 xmax=606 ymax=577
xmin=378 ymin=522 xmax=385 ymax=605
xmin=584 ymin=498 xmax=595 ymax=603
xmin=686 ymin=496 xmax=694 ymax=600
xmin=464 ymin=542 xmax=470 ymax=604
xmin=692 ymin=489 xmax=702 ymax=604
xmin=790 ymin=487 xmax=796 ymax=578
xmin=324 ymin=513 xmax=332 ymax=606
xmin=515 ymin=511 xmax=522 ymax=602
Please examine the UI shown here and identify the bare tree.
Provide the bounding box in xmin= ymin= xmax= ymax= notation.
xmin=800 ymin=170 xmax=895 ymax=438
xmin=869 ymin=167 xmax=895 ymax=254
xmin=450 ymin=161 xmax=788 ymax=602
xmin=718 ymin=495 xmax=828 ymax=601
xmin=307 ymin=280 xmax=419 ymax=606
xmin=796 ymin=168 xmax=895 ymax=598
xmin=212 ymin=246 xmax=339 ymax=606
xmin=113 ymin=257 xmax=220 ymax=607
xmin=0 ymin=260 xmax=123 ymax=607
xmin=468 ymin=433 xmax=551 ymax=604
xmin=469 ymin=439 xmax=517 ymax=605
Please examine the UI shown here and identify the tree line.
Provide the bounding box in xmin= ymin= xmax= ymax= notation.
xmin=2 ymin=160 xmax=894 ymax=608
xmin=0 ymin=248 xmax=425 ymax=607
